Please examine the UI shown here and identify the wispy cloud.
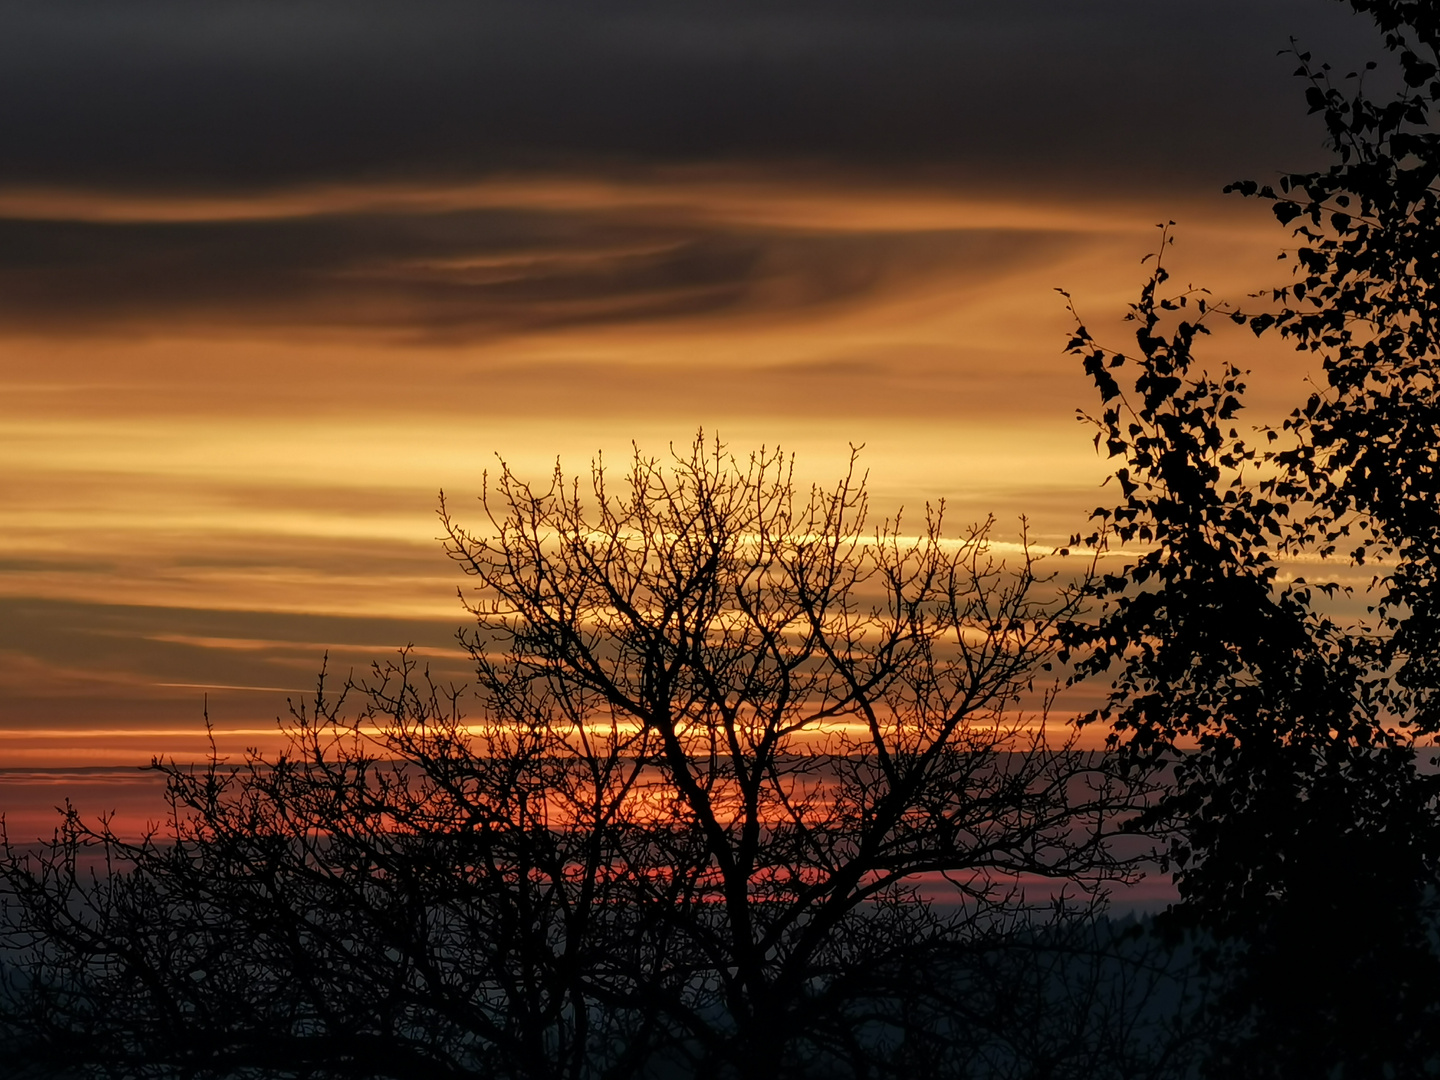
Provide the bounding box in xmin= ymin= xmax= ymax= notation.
xmin=0 ymin=0 xmax=1360 ymax=764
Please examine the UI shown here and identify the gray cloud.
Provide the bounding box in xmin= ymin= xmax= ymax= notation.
xmin=0 ymin=210 xmax=1083 ymax=338
xmin=0 ymin=0 xmax=1380 ymax=341
xmin=0 ymin=0 xmax=1372 ymax=195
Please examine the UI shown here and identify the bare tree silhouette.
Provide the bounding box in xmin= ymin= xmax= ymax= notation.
xmin=1 ymin=438 xmax=1189 ymax=1079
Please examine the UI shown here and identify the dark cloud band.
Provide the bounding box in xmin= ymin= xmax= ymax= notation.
xmin=0 ymin=207 xmax=1082 ymax=339
xmin=0 ymin=0 xmax=1367 ymax=194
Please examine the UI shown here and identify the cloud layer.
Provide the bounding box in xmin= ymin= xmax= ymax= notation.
xmin=0 ymin=0 xmax=1378 ymax=773
xmin=0 ymin=0 xmax=1365 ymax=193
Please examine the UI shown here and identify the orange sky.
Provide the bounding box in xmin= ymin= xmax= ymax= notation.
xmin=0 ymin=173 xmax=1313 ymax=769
xmin=0 ymin=1 xmax=1376 ymax=788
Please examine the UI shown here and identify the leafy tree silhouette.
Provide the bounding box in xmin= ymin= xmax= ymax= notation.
xmin=1064 ymin=1 xmax=1440 ymax=1072
xmin=1227 ymin=0 xmax=1440 ymax=743
xmin=1 ymin=439 xmax=1192 ymax=1079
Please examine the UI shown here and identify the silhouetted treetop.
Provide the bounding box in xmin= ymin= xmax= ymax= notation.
xmin=1229 ymin=0 xmax=1440 ymax=733
xmin=2 ymin=437 xmax=1177 ymax=1080
xmin=1063 ymin=2 xmax=1440 ymax=1072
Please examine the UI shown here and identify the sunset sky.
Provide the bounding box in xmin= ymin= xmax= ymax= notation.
xmin=0 ymin=0 xmax=1376 ymax=773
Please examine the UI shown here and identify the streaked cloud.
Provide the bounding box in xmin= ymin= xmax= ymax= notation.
xmin=0 ymin=1 xmax=1370 ymax=769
